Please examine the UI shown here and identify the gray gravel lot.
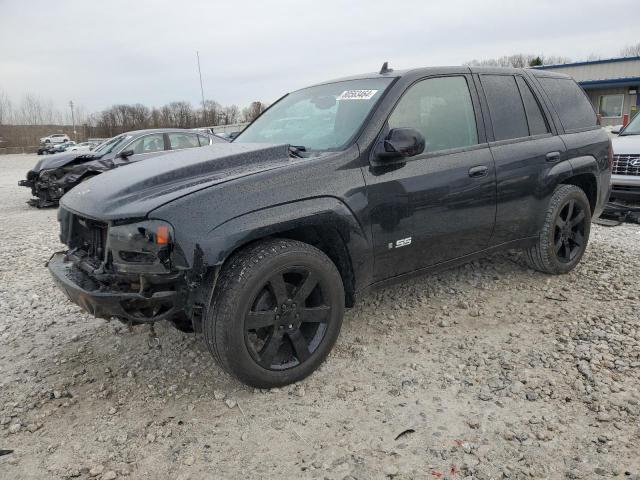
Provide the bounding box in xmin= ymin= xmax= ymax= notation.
xmin=1 ymin=153 xmax=639 ymax=480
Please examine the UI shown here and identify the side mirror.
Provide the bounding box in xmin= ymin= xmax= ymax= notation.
xmin=119 ymin=149 xmax=134 ymax=158
xmin=610 ymin=125 xmax=623 ymax=134
xmin=373 ymin=128 xmax=425 ymax=165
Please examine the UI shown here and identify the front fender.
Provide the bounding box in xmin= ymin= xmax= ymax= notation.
xmin=199 ymin=196 xmax=372 ymax=292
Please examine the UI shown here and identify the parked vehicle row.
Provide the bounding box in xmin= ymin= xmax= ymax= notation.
xmin=610 ymin=113 xmax=640 ymax=202
xmin=37 ymin=65 xmax=611 ymax=388
xmin=20 ymin=128 xmax=225 ymax=207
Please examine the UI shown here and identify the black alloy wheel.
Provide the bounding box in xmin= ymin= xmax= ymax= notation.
xmin=554 ymin=198 xmax=587 ymax=263
xmin=205 ymin=238 xmax=345 ymax=388
xmin=245 ymin=267 xmax=331 ymax=370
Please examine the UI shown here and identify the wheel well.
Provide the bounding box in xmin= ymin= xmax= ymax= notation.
xmin=274 ymin=225 xmax=356 ymax=308
xmin=561 ymin=174 xmax=597 ymax=213
xmin=219 ymin=225 xmax=356 ymax=308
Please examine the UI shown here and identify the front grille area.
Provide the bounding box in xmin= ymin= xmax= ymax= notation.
xmin=74 ymin=216 xmax=108 ymax=261
xmin=612 ymin=154 xmax=640 ymax=176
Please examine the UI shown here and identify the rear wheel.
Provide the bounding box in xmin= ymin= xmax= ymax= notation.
xmin=525 ymin=184 xmax=591 ymax=274
xmin=204 ymin=238 xmax=345 ymax=388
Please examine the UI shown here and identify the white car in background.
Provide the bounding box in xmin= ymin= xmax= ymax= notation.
xmin=610 ymin=115 xmax=640 ymax=202
xmin=66 ymin=141 xmax=96 ymax=152
xmin=40 ymin=133 xmax=70 ymax=144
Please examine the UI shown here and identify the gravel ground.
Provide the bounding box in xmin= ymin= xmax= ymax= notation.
xmin=1 ymin=153 xmax=639 ymax=480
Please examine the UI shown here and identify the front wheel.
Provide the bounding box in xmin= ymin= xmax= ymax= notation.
xmin=204 ymin=238 xmax=345 ymax=388
xmin=524 ymin=184 xmax=591 ymax=274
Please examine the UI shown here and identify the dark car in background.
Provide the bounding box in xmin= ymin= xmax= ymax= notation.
xmin=20 ymin=128 xmax=226 ymax=207
xmin=48 ymin=66 xmax=610 ymax=387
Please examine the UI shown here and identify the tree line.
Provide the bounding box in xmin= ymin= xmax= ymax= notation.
xmin=0 ymin=92 xmax=267 ymax=133
xmin=466 ymin=42 xmax=640 ymax=68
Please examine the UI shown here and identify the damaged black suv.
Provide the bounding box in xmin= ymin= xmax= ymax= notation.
xmin=20 ymin=128 xmax=224 ymax=207
xmin=48 ymin=65 xmax=611 ymax=387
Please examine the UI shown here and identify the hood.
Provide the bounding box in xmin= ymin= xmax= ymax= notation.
xmin=31 ymin=151 xmax=103 ymax=173
xmin=612 ymin=134 xmax=640 ymax=155
xmin=60 ymin=143 xmax=292 ymax=220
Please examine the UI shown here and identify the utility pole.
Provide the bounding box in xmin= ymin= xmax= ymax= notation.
xmin=196 ymin=51 xmax=206 ymax=126
xmin=69 ymin=100 xmax=76 ymax=140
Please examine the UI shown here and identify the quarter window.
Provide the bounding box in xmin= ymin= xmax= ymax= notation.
xmin=598 ymin=94 xmax=624 ymax=118
xmin=168 ymin=133 xmax=200 ymax=150
xmin=481 ymin=75 xmax=529 ymax=141
xmin=129 ymin=134 xmax=165 ymax=154
xmin=388 ymin=76 xmax=478 ymax=152
xmin=537 ymin=77 xmax=597 ymax=131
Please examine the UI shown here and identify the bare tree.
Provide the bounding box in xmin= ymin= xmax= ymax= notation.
xmin=242 ymin=101 xmax=267 ymax=123
xmin=620 ymin=42 xmax=640 ymax=57
xmin=0 ymin=89 xmax=13 ymax=125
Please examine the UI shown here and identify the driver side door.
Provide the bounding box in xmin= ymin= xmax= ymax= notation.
xmin=362 ymin=74 xmax=497 ymax=282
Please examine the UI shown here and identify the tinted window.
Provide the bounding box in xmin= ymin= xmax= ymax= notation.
xmin=481 ymin=75 xmax=529 ymax=141
xmin=516 ymin=77 xmax=549 ymax=136
xmin=538 ymin=77 xmax=597 ymax=131
xmin=388 ymin=76 xmax=478 ymax=152
xmin=197 ymin=134 xmax=211 ymax=146
xmin=168 ymin=133 xmax=200 ymax=150
xmin=129 ymin=134 xmax=165 ymax=154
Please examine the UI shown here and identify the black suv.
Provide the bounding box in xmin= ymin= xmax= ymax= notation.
xmin=48 ymin=65 xmax=611 ymax=388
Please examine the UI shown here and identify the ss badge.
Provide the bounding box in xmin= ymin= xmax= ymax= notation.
xmin=388 ymin=237 xmax=412 ymax=249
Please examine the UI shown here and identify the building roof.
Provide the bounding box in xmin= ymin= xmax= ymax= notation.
xmin=532 ymin=56 xmax=640 ymax=88
xmin=533 ymin=56 xmax=640 ymax=70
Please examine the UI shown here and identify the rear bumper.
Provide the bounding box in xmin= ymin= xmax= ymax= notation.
xmin=47 ymin=252 xmax=185 ymax=322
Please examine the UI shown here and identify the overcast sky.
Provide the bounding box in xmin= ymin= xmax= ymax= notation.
xmin=1 ymin=0 xmax=638 ymax=115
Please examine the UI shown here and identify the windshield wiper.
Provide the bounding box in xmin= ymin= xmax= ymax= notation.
xmin=288 ymin=145 xmax=306 ymax=158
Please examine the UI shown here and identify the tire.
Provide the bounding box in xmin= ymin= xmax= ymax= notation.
xmin=525 ymin=184 xmax=591 ymax=274
xmin=204 ymin=238 xmax=345 ymax=388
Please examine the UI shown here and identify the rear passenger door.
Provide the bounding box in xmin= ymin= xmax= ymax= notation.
xmin=475 ymin=72 xmax=566 ymax=244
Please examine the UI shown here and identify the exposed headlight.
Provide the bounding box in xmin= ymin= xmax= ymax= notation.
xmin=108 ymin=220 xmax=174 ymax=270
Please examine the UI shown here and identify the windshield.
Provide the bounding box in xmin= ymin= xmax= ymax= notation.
xmin=234 ymin=78 xmax=394 ymax=150
xmin=92 ymin=134 xmax=131 ymax=154
xmin=621 ymin=114 xmax=640 ymax=135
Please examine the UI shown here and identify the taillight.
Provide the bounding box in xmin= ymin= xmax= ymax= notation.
xmin=607 ymin=139 xmax=613 ymax=170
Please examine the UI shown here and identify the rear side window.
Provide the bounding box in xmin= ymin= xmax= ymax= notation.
xmin=481 ymin=75 xmax=529 ymax=141
xmin=168 ymin=133 xmax=200 ymax=150
xmin=538 ymin=77 xmax=597 ymax=131
xmin=516 ymin=77 xmax=549 ymax=136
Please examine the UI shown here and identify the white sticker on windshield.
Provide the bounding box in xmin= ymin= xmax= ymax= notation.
xmin=337 ymin=89 xmax=378 ymax=100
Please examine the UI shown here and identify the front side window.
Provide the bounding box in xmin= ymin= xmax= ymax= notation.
xmin=388 ymin=76 xmax=478 ymax=152
xmin=129 ymin=134 xmax=165 ymax=154
xmin=235 ymin=78 xmax=394 ymax=151
xmin=168 ymin=133 xmax=200 ymax=150
xmin=598 ymin=94 xmax=624 ymax=118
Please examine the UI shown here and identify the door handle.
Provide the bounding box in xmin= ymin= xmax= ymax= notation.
xmin=468 ymin=165 xmax=488 ymax=178
xmin=546 ymin=151 xmax=561 ymax=162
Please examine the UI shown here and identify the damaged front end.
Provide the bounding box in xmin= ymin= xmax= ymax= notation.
xmin=20 ymin=168 xmax=71 ymax=207
xmin=20 ymin=157 xmax=109 ymax=208
xmin=48 ymin=208 xmax=200 ymax=328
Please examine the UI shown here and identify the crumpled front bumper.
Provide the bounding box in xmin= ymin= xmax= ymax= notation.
xmin=47 ymin=252 xmax=185 ymax=322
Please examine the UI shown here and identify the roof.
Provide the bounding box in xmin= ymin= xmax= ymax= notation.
xmin=309 ymin=65 xmax=564 ymax=89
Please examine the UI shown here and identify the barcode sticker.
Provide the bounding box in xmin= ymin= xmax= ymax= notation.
xmin=337 ymin=89 xmax=378 ymax=100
